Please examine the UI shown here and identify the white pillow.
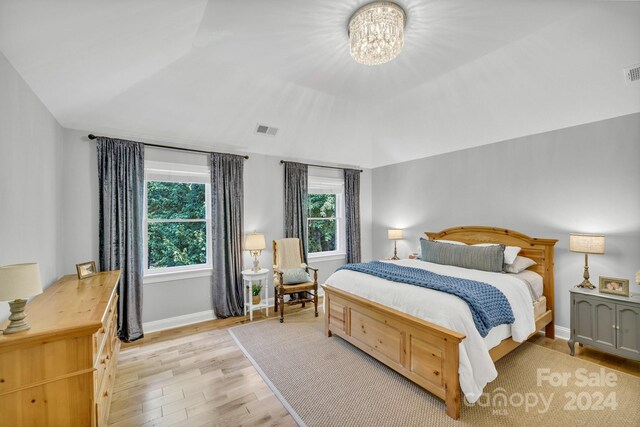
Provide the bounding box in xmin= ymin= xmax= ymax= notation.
xmin=504 ymin=256 xmax=536 ymax=273
xmin=472 ymin=243 xmax=521 ymax=265
xmin=435 ymin=239 xmax=467 ymax=245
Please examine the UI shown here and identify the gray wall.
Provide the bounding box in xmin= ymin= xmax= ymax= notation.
xmin=61 ymin=128 xmax=373 ymax=324
xmin=0 ymin=51 xmax=64 ymax=321
xmin=371 ymin=113 xmax=640 ymax=331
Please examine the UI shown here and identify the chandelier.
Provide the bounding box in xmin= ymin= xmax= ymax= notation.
xmin=348 ymin=2 xmax=406 ymax=66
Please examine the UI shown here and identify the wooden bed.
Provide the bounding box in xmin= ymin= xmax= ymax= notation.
xmin=322 ymin=226 xmax=557 ymax=419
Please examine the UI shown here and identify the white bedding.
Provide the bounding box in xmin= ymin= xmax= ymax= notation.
xmin=325 ymin=259 xmax=536 ymax=403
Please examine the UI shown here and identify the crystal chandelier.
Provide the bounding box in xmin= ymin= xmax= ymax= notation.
xmin=348 ymin=2 xmax=406 ymax=66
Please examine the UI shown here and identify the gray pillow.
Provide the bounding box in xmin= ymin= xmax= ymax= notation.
xmin=282 ymin=268 xmax=312 ymax=284
xmin=419 ymin=238 xmax=505 ymax=273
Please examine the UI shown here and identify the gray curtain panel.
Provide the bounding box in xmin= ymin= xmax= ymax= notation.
xmin=97 ymin=137 xmax=145 ymax=343
xmin=283 ymin=162 xmax=309 ymax=262
xmin=344 ymin=168 xmax=361 ymax=264
xmin=210 ymin=153 xmax=245 ymax=318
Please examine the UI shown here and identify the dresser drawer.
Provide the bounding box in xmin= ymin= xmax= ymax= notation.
xmin=96 ymin=340 xmax=119 ymax=427
xmin=94 ymin=310 xmax=117 ymax=394
xmin=94 ymin=295 xmax=118 ymax=359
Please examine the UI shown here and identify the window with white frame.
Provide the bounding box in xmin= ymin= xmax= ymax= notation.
xmin=144 ymin=161 xmax=211 ymax=275
xmin=307 ymin=174 xmax=345 ymax=257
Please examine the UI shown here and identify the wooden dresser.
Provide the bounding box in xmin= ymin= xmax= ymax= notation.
xmin=0 ymin=271 xmax=121 ymax=427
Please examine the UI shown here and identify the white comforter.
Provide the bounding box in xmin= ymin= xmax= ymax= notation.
xmin=325 ymin=259 xmax=536 ymax=403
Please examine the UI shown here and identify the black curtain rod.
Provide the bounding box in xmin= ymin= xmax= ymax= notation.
xmin=87 ymin=134 xmax=249 ymax=159
xmin=280 ymin=160 xmax=363 ymax=173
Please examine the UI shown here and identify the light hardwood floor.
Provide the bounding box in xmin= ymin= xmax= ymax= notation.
xmin=109 ymin=303 xmax=639 ymax=426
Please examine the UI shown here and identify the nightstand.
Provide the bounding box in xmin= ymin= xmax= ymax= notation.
xmin=242 ymin=268 xmax=269 ymax=321
xmin=569 ymin=287 xmax=640 ymax=361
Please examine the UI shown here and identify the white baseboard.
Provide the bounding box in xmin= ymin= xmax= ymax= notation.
xmin=143 ymin=310 xmax=216 ymax=334
xmin=554 ymin=325 xmax=570 ymax=341
xmin=142 ymin=295 xmax=320 ymax=334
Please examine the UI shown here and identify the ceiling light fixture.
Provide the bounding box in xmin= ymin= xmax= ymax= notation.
xmin=348 ymin=1 xmax=406 ymax=66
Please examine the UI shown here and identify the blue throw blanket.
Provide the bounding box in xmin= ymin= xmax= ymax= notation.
xmin=338 ymin=261 xmax=514 ymax=337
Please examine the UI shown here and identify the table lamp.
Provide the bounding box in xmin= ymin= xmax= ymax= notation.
xmin=0 ymin=263 xmax=43 ymax=334
xmin=388 ymin=229 xmax=404 ymax=260
xmin=569 ymin=234 xmax=605 ymax=289
xmin=245 ymin=232 xmax=266 ymax=272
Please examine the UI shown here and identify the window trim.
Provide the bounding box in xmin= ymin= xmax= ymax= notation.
xmin=307 ymin=176 xmax=346 ymax=258
xmin=143 ymin=161 xmax=212 ymax=279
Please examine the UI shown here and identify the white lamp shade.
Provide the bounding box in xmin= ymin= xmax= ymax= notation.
xmin=569 ymin=234 xmax=605 ymax=254
xmin=0 ymin=263 xmax=43 ymax=301
xmin=245 ymin=233 xmax=266 ymax=251
xmin=387 ymin=229 xmax=404 ymax=240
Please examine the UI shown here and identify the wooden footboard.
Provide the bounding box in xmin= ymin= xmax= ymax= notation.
xmin=323 ymin=284 xmax=466 ymax=419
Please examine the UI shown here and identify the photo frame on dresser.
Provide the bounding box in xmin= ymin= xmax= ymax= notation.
xmin=76 ymin=261 xmax=97 ymax=279
xmin=599 ymin=276 xmax=630 ymax=296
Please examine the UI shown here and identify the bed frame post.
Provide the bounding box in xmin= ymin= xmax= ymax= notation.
xmin=444 ymin=339 xmax=461 ymax=419
xmin=324 ymin=291 xmax=332 ymax=337
xmin=544 ymin=244 xmax=555 ymax=339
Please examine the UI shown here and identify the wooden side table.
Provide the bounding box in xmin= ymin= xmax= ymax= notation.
xmin=242 ymin=268 xmax=269 ymax=321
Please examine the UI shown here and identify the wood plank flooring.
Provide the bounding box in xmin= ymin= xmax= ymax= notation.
xmin=109 ymin=304 xmax=639 ymax=426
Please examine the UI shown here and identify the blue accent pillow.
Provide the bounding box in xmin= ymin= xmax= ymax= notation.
xmin=282 ymin=268 xmax=312 ymax=284
xmin=419 ymin=238 xmax=505 ymax=273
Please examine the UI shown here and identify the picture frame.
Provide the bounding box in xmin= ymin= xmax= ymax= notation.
xmin=599 ymin=276 xmax=630 ymax=297
xmin=76 ymin=261 xmax=97 ymax=280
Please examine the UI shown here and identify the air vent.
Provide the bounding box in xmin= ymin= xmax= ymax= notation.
xmin=255 ymin=124 xmax=279 ymax=136
xmin=623 ymin=63 xmax=640 ymax=84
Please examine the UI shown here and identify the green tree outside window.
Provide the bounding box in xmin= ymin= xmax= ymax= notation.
xmin=146 ymin=181 xmax=208 ymax=269
xmin=308 ymin=193 xmax=337 ymax=253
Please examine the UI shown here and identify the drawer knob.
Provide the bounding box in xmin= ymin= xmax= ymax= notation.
xmin=101 ymin=358 xmax=106 ymax=365
xmin=103 ymin=390 xmax=109 ymax=397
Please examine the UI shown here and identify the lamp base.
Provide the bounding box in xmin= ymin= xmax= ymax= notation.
xmin=576 ymin=279 xmax=596 ymax=289
xmin=576 ymin=256 xmax=595 ymax=289
xmin=252 ymin=257 xmax=261 ymax=273
xmin=3 ymin=299 xmax=31 ymax=335
xmin=390 ymin=241 xmax=400 ymax=260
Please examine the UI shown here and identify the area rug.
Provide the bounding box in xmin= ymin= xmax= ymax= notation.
xmin=229 ymin=312 xmax=640 ymax=426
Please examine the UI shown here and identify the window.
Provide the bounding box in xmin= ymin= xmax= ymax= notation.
xmin=144 ymin=161 xmax=211 ymax=276
xmin=307 ymin=174 xmax=345 ymax=258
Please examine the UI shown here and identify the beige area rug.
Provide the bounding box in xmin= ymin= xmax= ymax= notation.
xmin=229 ymin=312 xmax=640 ymax=427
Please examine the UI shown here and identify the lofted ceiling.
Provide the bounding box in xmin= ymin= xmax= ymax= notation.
xmin=1 ymin=0 xmax=639 ymax=168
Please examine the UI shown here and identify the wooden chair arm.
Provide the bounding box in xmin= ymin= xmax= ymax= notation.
xmin=306 ymin=266 xmax=318 ymax=272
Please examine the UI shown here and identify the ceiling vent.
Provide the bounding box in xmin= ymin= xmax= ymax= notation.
xmin=623 ymin=63 xmax=640 ymax=84
xmin=255 ymin=124 xmax=278 ymax=136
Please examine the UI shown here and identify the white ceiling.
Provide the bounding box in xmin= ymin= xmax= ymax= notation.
xmin=1 ymin=0 xmax=639 ymax=168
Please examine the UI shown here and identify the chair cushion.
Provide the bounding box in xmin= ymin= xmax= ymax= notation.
xmin=282 ymin=268 xmax=312 ymax=284
xmin=280 ymin=282 xmax=316 ymax=293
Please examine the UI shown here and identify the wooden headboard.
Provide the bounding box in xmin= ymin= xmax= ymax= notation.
xmin=425 ymin=226 xmax=558 ymax=310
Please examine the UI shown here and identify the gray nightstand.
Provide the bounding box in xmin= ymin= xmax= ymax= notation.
xmin=569 ymin=287 xmax=640 ymax=361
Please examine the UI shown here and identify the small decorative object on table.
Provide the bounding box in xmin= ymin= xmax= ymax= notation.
xmin=599 ymin=276 xmax=630 ymax=297
xmin=0 ymin=263 xmax=43 ymax=334
xmin=251 ymin=283 xmax=262 ymax=305
xmin=76 ymin=261 xmax=97 ymax=279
